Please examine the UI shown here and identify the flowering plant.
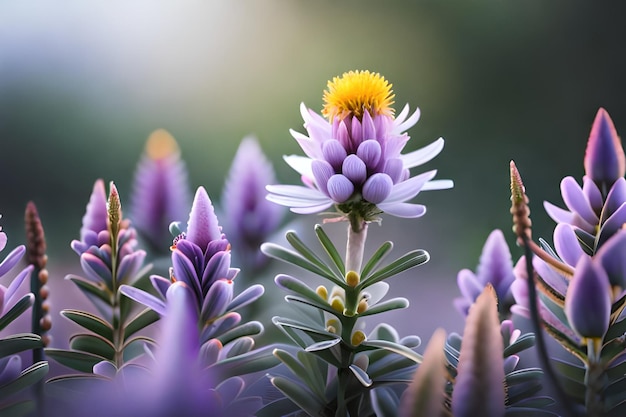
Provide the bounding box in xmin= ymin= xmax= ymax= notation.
xmin=1 ymin=69 xmax=624 ymax=417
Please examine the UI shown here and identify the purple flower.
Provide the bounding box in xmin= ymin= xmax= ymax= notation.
xmin=266 ymin=70 xmax=453 ymax=220
xmin=221 ymin=136 xmax=284 ymax=268
xmin=454 ymin=229 xmax=516 ymax=318
xmin=564 ymin=256 xmax=611 ymax=341
xmin=129 ymin=129 xmax=192 ymax=250
xmin=451 ymin=285 xmax=506 ymax=417
xmin=584 ymin=107 xmax=625 ymax=188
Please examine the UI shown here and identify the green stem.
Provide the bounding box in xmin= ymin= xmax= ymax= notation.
xmin=584 ymin=339 xmax=606 ymax=417
xmin=336 ymin=367 xmax=349 ymax=417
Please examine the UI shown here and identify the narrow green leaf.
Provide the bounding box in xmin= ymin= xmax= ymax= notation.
xmin=359 ymin=297 xmax=409 ymax=317
xmin=360 ymin=250 xmax=429 ymax=288
xmin=0 ymin=295 xmax=34 ymax=332
xmin=360 ymin=241 xmax=393 ymax=281
xmin=274 ymin=349 xmax=325 ymax=400
xmin=297 ymin=350 xmax=327 ymax=399
xmin=211 ymin=346 xmax=280 ymax=379
xmin=0 ymin=361 xmax=48 ymax=400
xmin=270 ymin=376 xmax=326 ymax=416
xmin=314 ymin=224 xmax=346 ymax=276
xmin=551 ymin=358 xmax=585 ymax=382
xmin=0 ymin=333 xmax=42 ymax=357
xmin=69 ymin=334 xmax=116 ymax=360
xmin=66 ymin=275 xmax=111 ymax=305
xmin=61 ymin=309 xmax=114 ymax=342
xmin=255 ymin=397 xmax=301 ymax=417
xmin=217 ymin=321 xmax=263 ymax=346
xmin=505 ymin=408 xmax=560 ymax=416
xmin=284 ymin=295 xmax=342 ymax=318
xmin=261 ymin=243 xmax=344 ymax=286
xmin=370 ymin=386 xmax=400 ymax=417
xmin=275 ymin=274 xmax=330 ymax=305
xmin=286 ymin=230 xmax=340 ymax=278
xmin=122 ymin=336 xmax=155 ymax=362
xmin=0 ymin=400 xmax=35 ymax=417
xmin=349 ymin=364 xmax=372 ymax=387
xmin=360 ymin=339 xmax=423 ymax=364
xmin=503 ymin=333 xmax=535 ymax=357
xmin=45 ymin=349 xmax=107 ymax=373
xmin=505 ymin=368 xmax=544 ymax=385
xmin=123 ymin=308 xmax=160 ymax=340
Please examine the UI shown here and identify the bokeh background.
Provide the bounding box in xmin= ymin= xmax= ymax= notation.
xmin=2 ymin=1 xmax=626 ymax=351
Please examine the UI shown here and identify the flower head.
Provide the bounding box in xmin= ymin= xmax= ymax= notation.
xmin=267 ymin=70 xmax=453 ymax=220
xmin=584 ymin=108 xmax=625 ymax=189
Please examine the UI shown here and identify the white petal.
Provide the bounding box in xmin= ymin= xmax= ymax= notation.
xmin=385 ymin=170 xmax=437 ymax=203
xmin=400 ymin=138 xmax=444 ymax=169
xmin=392 ymin=105 xmax=420 ymax=134
xmin=377 ymin=202 xmax=427 ymax=218
xmin=266 ymin=184 xmax=328 ymax=200
xmin=422 ymin=179 xmax=454 ymax=191
xmin=291 ymin=202 xmax=334 ymax=214
xmin=266 ymin=194 xmax=330 ymax=208
xmin=364 ymin=282 xmax=390 ymax=305
xmin=290 ymin=129 xmax=321 ymax=160
xmin=284 ymin=155 xmax=314 ymax=178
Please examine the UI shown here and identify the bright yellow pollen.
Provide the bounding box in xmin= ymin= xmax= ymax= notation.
xmin=322 ymin=70 xmax=395 ymax=121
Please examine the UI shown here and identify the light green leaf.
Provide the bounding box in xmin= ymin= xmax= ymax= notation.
xmin=61 ymin=309 xmax=114 ymax=342
xmin=360 ymin=250 xmax=429 ymax=289
xmin=505 ymin=368 xmax=544 ymax=385
xmin=503 ymin=333 xmax=535 ymax=357
xmin=349 ymin=364 xmax=372 ymax=387
xmin=361 ymin=339 xmax=422 ymax=364
xmin=286 ymin=230 xmax=342 ymax=279
xmin=66 ymin=275 xmax=111 ymax=305
xmin=371 ymin=386 xmax=400 ymax=417
xmin=314 ymin=225 xmax=345 ymax=276
xmin=217 ymin=321 xmax=263 ymax=346
xmin=274 ymin=348 xmax=325 ymax=400
xmin=359 ymin=297 xmax=409 ymax=317
xmin=70 ymin=334 xmax=115 ymax=360
xmin=211 ymin=346 xmax=280 ymax=379
xmin=122 ymin=336 xmax=154 ymax=362
xmin=261 ymin=243 xmax=344 ymax=286
xmin=284 ymin=295 xmax=342 ymax=318
xmin=270 ymin=375 xmax=327 ymax=416
xmin=255 ymin=397 xmax=301 ymax=417
xmin=360 ymin=241 xmax=393 ymax=280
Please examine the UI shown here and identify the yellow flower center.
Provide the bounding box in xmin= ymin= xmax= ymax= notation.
xmin=322 ymin=70 xmax=395 ymax=121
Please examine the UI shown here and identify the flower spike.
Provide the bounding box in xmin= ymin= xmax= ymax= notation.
xmin=584 ymin=108 xmax=625 ymax=192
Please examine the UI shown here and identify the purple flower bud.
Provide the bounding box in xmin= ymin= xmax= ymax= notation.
xmin=80 ymin=179 xmax=108 ymax=243
xmin=312 ymin=160 xmax=335 ymax=195
xmin=361 ymin=110 xmax=376 ymax=140
xmin=595 ymin=230 xmax=626 ymax=290
xmin=362 ymin=173 xmax=393 ymax=204
xmin=335 ymin=120 xmax=351 ymax=151
xmin=342 ymin=154 xmax=367 ymax=185
xmin=322 ymin=139 xmax=348 ymax=171
xmin=383 ymin=158 xmax=404 ymax=183
xmin=327 ymin=174 xmax=354 ymax=203
xmin=0 ymin=356 xmax=21 ymax=386
xmin=565 ymin=257 xmax=611 ymax=340
xmin=201 ymin=279 xmax=234 ymax=323
xmin=186 ymin=187 xmax=222 ymax=252
xmin=584 ymin=108 xmax=626 ymax=187
xmin=553 ymin=223 xmax=585 ymax=267
xmin=356 ymin=140 xmax=382 ymax=168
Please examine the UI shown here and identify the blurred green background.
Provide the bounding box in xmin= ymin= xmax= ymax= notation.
xmin=2 ymin=1 xmax=626 ymax=338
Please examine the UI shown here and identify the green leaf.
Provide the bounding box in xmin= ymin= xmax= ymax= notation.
xmin=217 ymin=321 xmax=263 ymax=346
xmin=314 ymin=225 xmax=346 ymax=276
xmin=505 ymin=408 xmax=560 ymax=416
xmin=122 ymin=336 xmax=154 ymax=362
xmin=61 ymin=309 xmax=114 ymax=342
xmin=505 ymin=368 xmax=544 ymax=385
xmin=370 ymin=386 xmax=400 ymax=417
xmin=503 ymin=333 xmax=535 ymax=357
xmin=0 ymin=295 xmax=34 ymax=332
xmin=359 ymin=297 xmax=409 ymax=317
xmin=70 ymin=334 xmax=115 ymax=360
xmin=274 ymin=348 xmax=326 ymax=400
xmin=45 ymin=348 xmax=108 ymax=373
xmin=359 ymin=249 xmax=429 ymax=288
xmin=285 ymin=230 xmax=341 ymax=278
xmin=270 ymin=375 xmax=326 ymax=416
xmin=261 ymin=243 xmax=344 ymax=286
xmin=551 ymin=358 xmax=585 ymax=382
xmin=123 ymin=308 xmax=160 ymax=340
xmin=360 ymin=339 xmax=422 ymax=364
xmin=255 ymin=397 xmax=301 ymax=417
xmin=0 ymin=333 xmax=42 ymax=357
xmin=211 ymin=346 xmax=280 ymax=379
xmin=360 ymin=241 xmax=393 ymax=281
xmin=349 ymin=364 xmax=372 ymax=387
xmin=45 ymin=373 xmax=110 ymax=395
xmin=284 ymin=295 xmax=342 ymax=318
xmin=66 ymin=275 xmax=111 ymax=305
xmin=0 ymin=361 xmax=48 ymax=400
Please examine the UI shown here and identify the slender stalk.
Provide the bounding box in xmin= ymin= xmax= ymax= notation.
xmin=584 ymin=339 xmax=606 ymax=417
xmin=346 ymin=216 xmax=368 ymax=274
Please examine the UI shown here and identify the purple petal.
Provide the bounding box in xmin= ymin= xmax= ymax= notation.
xmin=186 ymin=187 xmax=221 ymax=251
xmin=0 ymin=245 xmax=26 ymax=279
xmin=376 ymin=202 xmax=427 ymax=218
xmin=327 ymin=175 xmax=354 ymax=203
xmin=201 ymin=279 xmax=234 ymax=323
xmin=598 ymin=202 xmax=626 ymax=248
xmin=451 ymin=286 xmax=505 ymax=416
xmin=362 ymin=110 xmax=376 ymax=140
xmin=312 ymin=160 xmax=334 ymax=196
xmin=335 ymin=120 xmax=351 ymax=151
xmin=342 ymin=155 xmax=367 ymax=185
xmin=80 ymin=179 xmax=108 ymax=241
xmin=93 ymin=360 xmax=117 ymax=379
xmin=582 ymin=177 xmax=603 ymax=214
xmin=382 ymin=158 xmax=404 ymax=184
xmin=150 ymin=275 xmax=172 ymax=299
xmin=172 ymin=247 xmax=202 ymax=301
xmin=362 ymin=173 xmax=393 ymax=204
xmin=120 ymin=285 xmax=167 ymax=316
xmin=0 ymin=356 xmax=21 ymax=386
xmin=553 ymin=223 xmax=585 ymax=267
xmin=291 ymin=129 xmax=321 ymax=161
xmin=4 ymin=265 xmax=33 ymax=309
xmin=560 ymin=176 xmax=599 ymax=226
xmin=385 ymin=170 xmax=437 ymax=203
xmin=0 ymin=232 xmax=6 ymax=253
xmin=116 ymin=250 xmax=147 ymax=284
xmin=475 ymin=229 xmax=515 ymax=301
xmin=350 ymin=116 xmax=363 ymax=149
xmin=456 ymin=269 xmax=482 ymax=301
xmin=200 ymin=339 xmax=223 ymax=367
xmin=584 ymin=108 xmax=626 ymax=186
xmin=602 ymin=177 xmax=626 ymax=221
xmin=596 ymin=230 xmax=626 ymax=288
xmin=227 ymin=284 xmax=264 ymax=311
xmin=322 ymin=139 xmax=348 ymax=171
xmin=565 ymin=257 xmax=611 ymax=339
xmin=201 ymin=251 xmax=233 ymax=293
xmin=357 ymin=140 xmax=382 ymax=168
xmin=80 ymin=252 xmax=112 ymax=286
xmin=543 ymin=201 xmax=577 ymax=225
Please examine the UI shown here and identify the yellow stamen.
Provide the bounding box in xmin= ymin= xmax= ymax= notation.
xmin=322 ymin=70 xmax=395 ymax=121
xmin=346 ymin=270 xmax=360 ymax=287
xmin=351 ymin=330 xmax=366 ymax=346
xmin=316 ymin=285 xmax=329 ymax=300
